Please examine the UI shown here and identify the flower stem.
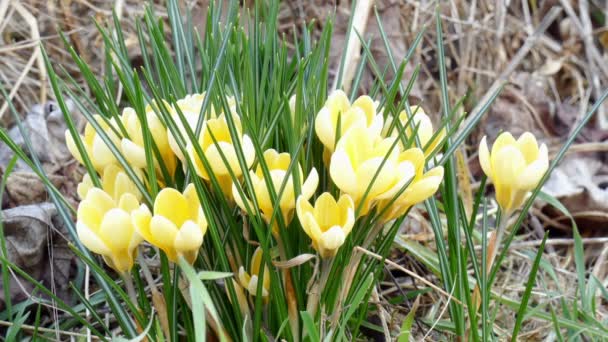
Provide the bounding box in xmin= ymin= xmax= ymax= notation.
xmin=121 ymin=272 xmax=139 ymax=309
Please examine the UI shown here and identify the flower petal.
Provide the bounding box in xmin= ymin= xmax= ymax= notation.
xmin=174 ymin=220 xmax=204 ymax=253
xmin=516 ymin=132 xmax=539 ymax=164
xmin=154 ymin=188 xmax=190 ymax=228
xmin=76 ymin=221 xmax=111 ymax=255
xmin=479 ymin=136 xmax=492 ymax=180
xmin=517 ymin=143 xmax=548 ymax=190
xmin=99 ymin=208 xmax=133 ymax=251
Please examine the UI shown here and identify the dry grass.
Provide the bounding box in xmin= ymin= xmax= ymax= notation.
xmin=1 ymin=0 xmax=607 ymax=340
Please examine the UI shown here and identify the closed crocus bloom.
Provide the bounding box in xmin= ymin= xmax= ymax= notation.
xmin=77 ymin=164 xmax=144 ymax=201
xmin=315 ymin=90 xmax=383 ymax=153
xmin=383 ymin=107 xmax=445 ymax=157
xmin=377 ymin=148 xmax=444 ymax=223
xmin=479 ymin=132 xmax=548 ymax=214
xmin=120 ymin=107 xmax=177 ymax=178
xmin=233 ymin=149 xmax=318 ymax=227
xmin=132 ymin=184 xmax=208 ymax=263
xmin=76 ymin=188 xmax=142 ymax=274
xmin=238 ymin=247 xmax=270 ymax=298
xmin=188 ymin=114 xmax=255 ymax=197
xmin=65 ymin=115 xmax=121 ymax=172
xmin=168 ymin=93 xmax=237 ymax=162
xmin=296 ymin=193 xmax=355 ymax=258
xmin=329 ymin=125 xmax=414 ymax=216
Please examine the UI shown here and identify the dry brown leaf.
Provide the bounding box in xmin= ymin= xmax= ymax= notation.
xmin=0 ymin=203 xmax=75 ymax=311
xmin=542 ymin=156 xmax=608 ymax=228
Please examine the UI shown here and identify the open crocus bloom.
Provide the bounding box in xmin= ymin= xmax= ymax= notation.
xmin=382 ymin=107 xmax=445 ymax=157
xmin=168 ymin=93 xmax=237 ymax=162
xmin=233 ymin=149 xmax=318 ymax=229
xmin=315 ymin=90 xmax=383 ymax=154
xmin=76 ymin=188 xmax=142 ymax=274
xmin=77 ymin=164 xmax=144 ymax=202
xmin=65 ymin=115 xmax=122 ymax=173
xmin=132 ymin=184 xmax=208 ymax=263
xmin=329 ymin=125 xmax=416 ymax=216
xmin=377 ymin=148 xmax=444 ymax=223
xmin=479 ymin=131 xmax=548 ymax=214
xmin=188 ymin=114 xmax=255 ymax=197
xmin=238 ymin=247 xmax=270 ymax=298
xmin=120 ymin=107 xmax=177 ymax=179
xmin=296 ymin=193 xmax=355 ymax=258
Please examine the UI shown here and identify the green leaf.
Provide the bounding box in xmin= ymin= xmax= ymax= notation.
xmin=511 ymin=232 xmax=548 ymax=341
xmin=397 ymin=297 xmax=420 ymax=342
xmin=301 ymin=311 xmax=320 ymax=342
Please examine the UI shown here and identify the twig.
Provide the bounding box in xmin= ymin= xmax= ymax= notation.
xmin=12 ymin=1 xmax=47 ymax=103
xmin=332 ymin=0 xmax=374 ymax=92
xmin=354 ymin=246 xmax=463 ymax=305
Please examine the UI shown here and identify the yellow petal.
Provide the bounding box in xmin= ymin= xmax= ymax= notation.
xmin=491 ymin=132 xmax=516 ymax=157
xmin=92 ymin=135 xmax=116 ymax=170
xmin=174 ymin=220 xmax=204 ymax=253
xmin=329 ymin=150 xmax=358 ymax=194
xmin=99 ymin=208 xmax=134 ymax=251
xmin=401 ymin=167 xmax=444 ymax=207
xmin=121 ymin=139 xmax=147 ymax=169
xmin=517 ymin=144 xmax=548 ymax=190
xmin=313 ymin=193 xmax=339 ymax=229
xmin=516 ymin=132 xmax=539 ymax=164
xmin=238 ymin=266 xmax=251 ymax=289
xmin=132 ymin=204 xmax=154 ymax=243
xmin=250 ymin=247 xmax=264 ymax=276
xmin=319 ymin=226 xmax=346 ymax=256
xmin=241 ymin=135 xmax=256 ymax=169
xmin=232 ymin=181 xmax=254 ymax=213
xmin=326 ymin=90 xmax=350 ymax=115
xmin=86 ymin=188 xmax=115 ymax=215
xmin=150 ymin=215 xmax=179 ymax=255
xmin=65 ymin=131 xmax=85 ymax=164
xmin=355 ymin=157 xmax=395 ymax=198
xmin=352 ymin=95 xmax=376 ymax=123
xmin=300 ymin=168 xmax=319 ymax=201
xmin=77 ymin=174 xmax=93 ymax=200
xmin=492 ymin=146 xmax=526 ymax=188
xmin=336 ymin=194 xmax=355 ymax=233
xmin=478 ymin=136 xmax=492 ymax=180
xmin=154 ymin=188 xmax=190 ymax=228
xmin=183 ymin=184 xmax=203 ymax=221
xmin=204 ymin=142 xmax=242 ymax=176
xmin=118 ymin=193 xmax=140 ymax=212
xmin=315 ymin=107 xmax=336 ymax=150
xmin=76 ymin=221 xmax=111 ymax=255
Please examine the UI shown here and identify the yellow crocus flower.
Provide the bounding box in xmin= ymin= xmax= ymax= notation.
xmin=132 ymin=184 xmax=208 ymax=263
xmin=377 ymin=148 xmax=444 ymax=223
xmin=315 ymin=90 xmax=383 ymax=153
xmin=168 ymin=93 xmax=237 ymax=162
xmin=188 ymin=114 xmax=255 ymax=197
xmin=479 ymin=132 xmax=548 ymax=214
xmin=120 ymin=107 xmax=178 ymax=178
xmin=238 ymin=247 xmax=270 ymax=298
xmin=233 ymin=149 xmax=318 ymax=228
xmin=76 ymin=188 xmax=142 ymax=274
xmin=329 ymin=125 xmax=416 ymax=216
xmin=65 ymin=115 xmax=121 ymax=173
xmin=382 ymin=106 xmax=445 ymax=157
xmin=77 ymin=164 xmax=144 ymax=201
xmin=296 ymin=193 xmax=355 ymax=258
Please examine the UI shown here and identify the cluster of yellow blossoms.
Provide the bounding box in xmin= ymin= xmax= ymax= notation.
xmin=68 ymin=90 xmax=450 ymax=301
